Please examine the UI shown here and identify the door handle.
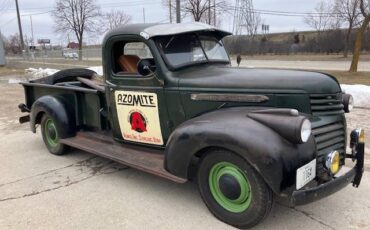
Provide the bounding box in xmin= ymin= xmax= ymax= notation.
xmin=105 ymin=80 xmax=117 ymax=89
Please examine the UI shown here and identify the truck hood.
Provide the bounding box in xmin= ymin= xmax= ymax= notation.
xmin=177 ymin=66 xmax=341 ymax=94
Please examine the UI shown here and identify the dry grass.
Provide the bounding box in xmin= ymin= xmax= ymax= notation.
xmin=231 ymin=53 xmax=370 ymax=62
xmin=326 ymin=71 xmax=370 ymax=85
xmin=2 ymin=60 xmax=370 ymax=85
xmin=0 ymin=67 xmax=24 ymax=77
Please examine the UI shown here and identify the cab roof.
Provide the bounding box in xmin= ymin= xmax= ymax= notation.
xmin=104 ymin=22 xmax=232 ymax=41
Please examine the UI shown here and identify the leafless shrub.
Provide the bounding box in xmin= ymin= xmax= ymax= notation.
xmin=103 ymin=9 xmax=132 ymax=31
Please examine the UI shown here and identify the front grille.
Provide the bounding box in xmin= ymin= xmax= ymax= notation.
xmin=312 ymin=121 xmax=346 ymax=176
xmin=310 ymin=94 xmax=344 ymax=116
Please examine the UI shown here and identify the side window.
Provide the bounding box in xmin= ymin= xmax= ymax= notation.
xmin=112 ymin=41 xmax=155 ymax=76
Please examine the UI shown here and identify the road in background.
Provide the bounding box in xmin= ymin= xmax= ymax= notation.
xmin=235 ymin=59 xmax=370 ymax=71
xmin=5 ymin=50 xmax=370 ymax=72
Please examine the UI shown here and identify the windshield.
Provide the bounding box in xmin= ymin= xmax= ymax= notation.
xmin=155 ymin=34 xmax=230 ymax=68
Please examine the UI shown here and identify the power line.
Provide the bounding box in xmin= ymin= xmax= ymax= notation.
xmin=21 ymin=10 xmax=54 ymax=16
xmin=0 ymin=16 xmax=17 ymax=27
xmin=0 ymin=0 xmax=12 ymax=13
xmin=254 ymin=8 xmax=340 ymax=16
xmin=227 ymin=5 xmax=342 ymax=18
xmin=1 ymin=0 xmax=163 ymax=12
xmin=0 ymin=10 xmax=54 ymax=28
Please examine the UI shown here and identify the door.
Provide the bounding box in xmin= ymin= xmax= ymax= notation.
xmin=105 ymin=36 xmax=170 ymax=147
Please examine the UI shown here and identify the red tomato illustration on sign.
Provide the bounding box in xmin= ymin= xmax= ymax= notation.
xmin=130 ymin=112 xmax=147 ymax=133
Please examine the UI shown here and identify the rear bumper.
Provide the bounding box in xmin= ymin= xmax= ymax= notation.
xmin=290 ymin=140 xmax=365 ymax=206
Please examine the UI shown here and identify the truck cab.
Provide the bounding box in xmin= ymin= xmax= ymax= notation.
xmin=102 ymin=23 xmax=233 ymax=146
xmin=19 ymin=23 xmax=365 ymax=229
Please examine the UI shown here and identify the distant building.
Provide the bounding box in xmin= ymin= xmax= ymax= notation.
xmin=67 ymin=42 xmax=79 ymax=49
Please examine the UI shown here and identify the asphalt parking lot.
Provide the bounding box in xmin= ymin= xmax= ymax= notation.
xmin=1 ymin=82 xmax=369 ymax=230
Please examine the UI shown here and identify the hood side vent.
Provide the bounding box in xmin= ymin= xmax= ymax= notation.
xmin=310 ymin=94 xmax=344 ymax=116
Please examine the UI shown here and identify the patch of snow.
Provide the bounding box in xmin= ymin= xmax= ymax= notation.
xmin=8 ymin=79 xmax=21 ymax=84
xmin=25 ymin=68 xmax=59 ymax=79
xmin=88 ymin=66 xmax=103 ymax=76
xmin=341 ymin=84 xmax=370 ymax=109
xmin=24 ymin=66 xmax=103 ymax=79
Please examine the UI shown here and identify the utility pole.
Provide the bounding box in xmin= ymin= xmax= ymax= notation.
xmin=0 ymin=30 xmax=5 ymax=66
xmin=15 ymin=0 xmax=25 ymax=51
xmin=176 ymin=0 xmax=181 ymax=23
xmin=169 ymin=0 xmax=172 ymax=23
xmin=208 ymin=0 xmax=211 ymax=24
xmin=30 ymin=15 xmax=34 ymax=46
xmin=213 ymin=0 xmax=216 ymax=26
xmin=143 ymin=8 xmax=146 ymax=23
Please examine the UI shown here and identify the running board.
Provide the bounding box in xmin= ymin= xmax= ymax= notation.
xmin=60 ymin=132 xmax=187 ymax=183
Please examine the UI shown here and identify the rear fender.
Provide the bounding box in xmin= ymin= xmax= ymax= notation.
xmin=164 ymin=107 xmax=316 ymax=195
xmin=30 ymin=95 xmax=76 ymax=138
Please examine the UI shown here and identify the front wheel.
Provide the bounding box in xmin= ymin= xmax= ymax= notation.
xmin=41 ymin=114 xmax=68 ymax=155
xmin=197 ymin=149 xmax=273 ymax=229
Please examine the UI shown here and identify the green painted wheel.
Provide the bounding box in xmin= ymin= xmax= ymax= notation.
xmin=197 ymin=150 xmax=273 ymax=229
xmin=41 ymin=114 xmax=68 ymax=155
xmin=208 ymin=162 xmax=252 ymax=213
xmin=44 ymin=118 xmax=59 ymax=147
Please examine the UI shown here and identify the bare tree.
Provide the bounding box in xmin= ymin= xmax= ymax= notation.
xmin=350 ymin=0 xmax=370 ymax=72
xmin=52 ymin=0 xmax=101 ymax=60
xmin=162 ymin=0 xmax=229 ymax=25
xmin=304 ymin=1 xmax=333 ymax=38
xmin=103 ymin=9 xmax=132 ymax=31
xmin=181 ymin=0 xmax=229 ymax=24
xmin=334 ymin=0 xmax=361 ymax=57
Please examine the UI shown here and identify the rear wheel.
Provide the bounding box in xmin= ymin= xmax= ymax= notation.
xmin=197 ymin=149 xmax=273 ymax=229
xmin=41 ymin=114 xmax=68 ymax=155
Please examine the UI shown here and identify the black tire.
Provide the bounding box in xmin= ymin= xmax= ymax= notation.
xmin=33 ymin=68 xmax=96 ymax=84
xmin=197 ymin=149 xmax=273 ymax=229
xmin=40 ymin=114 xmax=68 ymax=155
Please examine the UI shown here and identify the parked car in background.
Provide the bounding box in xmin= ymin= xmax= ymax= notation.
xmin=62 ymin=48 xmax=79 ymax=59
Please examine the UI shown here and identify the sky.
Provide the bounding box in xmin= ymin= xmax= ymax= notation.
xmin=0 ymin=0 xmax=324 ymax=46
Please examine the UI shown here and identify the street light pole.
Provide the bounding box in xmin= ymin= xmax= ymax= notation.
xmin=15 ymin=0 xmax=25 ymax=51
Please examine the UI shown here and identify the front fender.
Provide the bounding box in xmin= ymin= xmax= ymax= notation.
xmin=30 ymin=95 xmax=76 ymax=138
xmin=164 ymin=107 xmax=316 ymax=195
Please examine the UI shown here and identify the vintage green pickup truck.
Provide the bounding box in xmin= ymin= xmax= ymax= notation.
xmin=19 ymin=23 xmax=364 ymax=229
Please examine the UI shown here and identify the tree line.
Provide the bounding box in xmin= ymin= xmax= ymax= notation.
xmin=226 ymin=0 xmax=370 ymax=72
xmin=3 ymin=0 xmax=370 ymax=72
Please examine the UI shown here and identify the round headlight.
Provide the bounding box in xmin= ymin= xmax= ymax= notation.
xmin=300 ymin=119 xmax=311 ymax=143
xmin=325 ymin=151 xmax=341 ymax=174
xmin=342 ymin=94 xmax=354 ymax=113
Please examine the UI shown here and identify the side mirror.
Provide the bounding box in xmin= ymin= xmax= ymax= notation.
xmin=137 ymin=58 xmax=156 ymax=76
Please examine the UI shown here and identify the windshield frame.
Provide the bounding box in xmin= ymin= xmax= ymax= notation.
xmin=154 ymin=32 xmax=230 ymax=70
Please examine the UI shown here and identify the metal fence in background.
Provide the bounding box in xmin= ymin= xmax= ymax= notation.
xmin=5 ymin=48 xmax=103 ymax=70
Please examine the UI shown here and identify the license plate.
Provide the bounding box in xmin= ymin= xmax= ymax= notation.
xmin=296 ymin=159 xmax=316 ymax=190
